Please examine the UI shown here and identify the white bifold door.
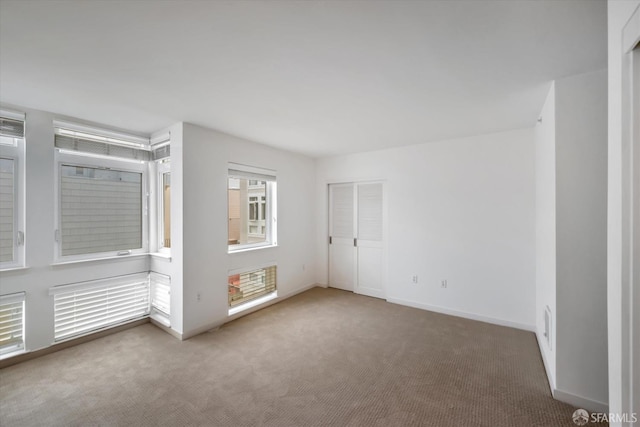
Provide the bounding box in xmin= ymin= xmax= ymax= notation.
xmin=328 ymin=182 xmax=384 ymax=299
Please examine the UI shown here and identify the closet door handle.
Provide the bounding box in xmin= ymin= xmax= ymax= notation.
xmin=354 ymin=238 xmax=357 ymax=247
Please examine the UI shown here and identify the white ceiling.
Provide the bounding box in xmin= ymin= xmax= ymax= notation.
xmin=0 ymin=0 xmax=606 ymax=157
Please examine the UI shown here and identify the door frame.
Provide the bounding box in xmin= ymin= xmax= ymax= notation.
xmin=616 ymin=5 xmax=640 ymax=419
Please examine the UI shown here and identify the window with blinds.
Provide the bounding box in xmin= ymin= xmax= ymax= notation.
xmin=0 ymin=158 xmax=15 ymax=263
xmin=54 ymin=124 xmax=148 ymax=260
xmin=0 ymin=292 xmax=25 ymax=356
xmin=228 ymin=265 xmax=277 ymax=308
xmin=59 ymin=165 xmax=142 ymax=256
xmin=228 ymin=163 xmax=277 ymax=252
xmin=150 ymin=272 xmax=170 ymax=327
xmin=0 ymin=111 xmax=25 ymax=269
xmin=50 ymin=273 xmax=150 ymax=341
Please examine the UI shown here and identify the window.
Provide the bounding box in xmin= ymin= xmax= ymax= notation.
xmin=151 ymin=137 xmax=171 ymax=253
xmin=0 ymin=111 xmax=25 ymax=269
xmin=50 ymin=273 xmax=150 ymax=341
xmin=155 ymin=160 xmax=171 ymax=252
xmin=150 ymin=272 xmax=170 ymax=327
xmin=54 ymin=123 xmax=149 ymax=261
xmin=228 ymin=163 xmax=277 ymax=251
xmin=228 ymin=265 xmax=277 ymax=310
xmin=0 ymin=292 xmax=25 ymax=357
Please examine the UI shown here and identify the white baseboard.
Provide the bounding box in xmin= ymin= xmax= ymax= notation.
xmin=386 ymin=297 xmax=536 ymax=332
xmin=535 ymin=332 xmax=556 ymax=393
xmin=553 ymin=388 xmax=609 ymax=414
xmin=180 ymin=282 xmax=321 ymax=340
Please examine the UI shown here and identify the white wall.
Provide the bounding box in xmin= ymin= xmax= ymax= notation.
xmin=0 ymin=106 xmax=149 ymax=353
xmin=316 ymin=128 xmax=536 ymax=331
xmin=180 ymin=123 xmax=317 ymax=337
xmin=554 ymin=68 xmax=609 ymax=410
xmin=535 ymin=82 xmax=557 ymax=389
xmin=533 ymin=69 xmax=608 ymax=412
xmin=608 ymin=1 xmax=640 ymax=423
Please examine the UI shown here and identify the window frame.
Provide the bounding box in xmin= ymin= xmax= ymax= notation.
xmin=156 ymin=159 xmax=171 ymax=254
xmin=0 ymin=112 xmax=25 ymax=270
xmin=227 ymin=163 xmax=277 ymax=253
xmin=53 ymin=150 xmax=149 ymax=263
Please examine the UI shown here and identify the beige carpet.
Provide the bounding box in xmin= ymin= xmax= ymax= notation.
xmin=0 ymin=287 xmax=601 ymax=426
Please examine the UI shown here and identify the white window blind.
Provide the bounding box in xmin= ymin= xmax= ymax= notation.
xmin=0 ymin=292 xmax=25 ymax=355
xmin=59 ymin=165 xmax=143 ymax=256
xmin=54 ymin=124 xmax=150 ymax=162
xmin=150 ymin=272 xmax=170 ymax=327
xmin=0 ymin=158 xmax=15 ymax=263
xmin=228 ymin=265 xmax=277 ymax=308
xmin=50 ymin=273 xmax=150 ymax=341
xmin=228 ymin=163 xmax=276 ymax=182
xmin=0 ymin=117 xmax=25 ymax=139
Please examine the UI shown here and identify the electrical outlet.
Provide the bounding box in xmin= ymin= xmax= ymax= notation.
xmin=302 ymin=264 xmax=306 ymax=271
xmin=197 ymin=292 xmax=201 ymax=301
xmin=412 ymin=275 xmax=418 ymax=284
xmin=441 ymin=280 xmax=447 ymax=288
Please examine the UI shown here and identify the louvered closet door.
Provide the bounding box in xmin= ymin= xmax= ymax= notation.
xmin=355 ymin=183 xmax=384 ymax=299
xmin=329 ymin=184 xmax=356 ymax=291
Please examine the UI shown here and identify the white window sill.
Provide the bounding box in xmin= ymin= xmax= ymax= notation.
xmin=0 ymin=347 xmax=26 ymax=360
xmin=51 ymin=253 xmax=148 ymax=266
xmin=228 ymin=243 xmax=278 ymax=255
xmin=228 ymin=292 xmax=278 ymax=316
xmin=0 ymin=266 xmax=28 ymax=273
xmin=150 ymin=252 xmax=172 ymax=261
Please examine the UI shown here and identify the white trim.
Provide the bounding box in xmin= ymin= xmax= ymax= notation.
xmin=228 ymin=162 xmax=276 ymax=179
xmin=150 ymin=131 xmax=170 ymax=146
xmin=0 ymin=109 xmax=25 ymax=121
xmin=536 ymin=332 xmax=556 ymax=393
xmin=181 ymin=283 xmax=320 ymax=340
xmin=50 ymin=253 xmax=148 ymax=266
xmin=48 ymin=272 xmax=149 ymax=295
xmin=55 ymin=148 xmax=146 ymax=164
xmin=228 ymin=261 xmax=278 ymax=276
xmin=53 ymin=120 xmax=149 ymax=146
xmin=228 ymin=291 xmax=278 ymax=316
xmin=386 ymin=297 xmax=535 ymax=332
xmin=622 ymin=4 xmax=640 ymax=54
xmin=553 ymin=388 xmax=609 ymax=414
xmin=0 ymin=291 xmax=25 ymax=305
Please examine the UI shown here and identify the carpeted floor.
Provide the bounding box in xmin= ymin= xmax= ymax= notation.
xmin=0 ymin=287 xmax=600 ymax=426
